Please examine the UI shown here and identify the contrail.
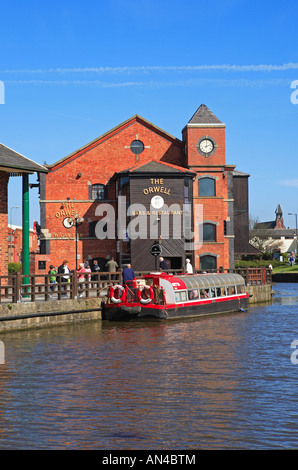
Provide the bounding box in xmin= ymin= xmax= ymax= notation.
xmin=1 ymin=63 xmax=298 ymax=74
xmin=5 ymin=78 xmax=290 ymax=88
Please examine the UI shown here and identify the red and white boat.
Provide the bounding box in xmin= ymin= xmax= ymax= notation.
xmin=103 ymin=272 xmax=249 ymax=321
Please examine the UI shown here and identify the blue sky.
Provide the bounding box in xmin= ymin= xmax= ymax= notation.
xmin=1 ymin=0 xmax=298 ymax=228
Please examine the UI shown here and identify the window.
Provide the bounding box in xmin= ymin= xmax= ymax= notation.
xmin=38 ymin=261 xmax=46 ymax=270
xmin=200 ymin=255 xmax=217 ymax=270
xmin=200 ymin=288 xmax=210 ymax=298
xmin=236 ymin=285 xmax=244 ymax=294
xmin=91 ymin=184 xmax=105 ymax=200
xmin=184 ymin=177 xmax=191 ymax=204
xmin=130 ymin=140 xmax=144 ymax=155
xmin=175 ymin=291 xmax=187 ymax=302
xmin=188 ymin=289 xmax=199 ymax=300
xmin=227 ymin=286 xmax=236 ymax=295
xmin=203 ymin=223 xmax=216 ymax=242
xmin=199 ymin=177 xmax=215 ymax=196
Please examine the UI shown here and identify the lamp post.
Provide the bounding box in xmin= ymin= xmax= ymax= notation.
xmin=10 ymin=206 xmax=19 ymax=262
xmin=288 ymin=212 xmax=298 ymax=256
xmin=74 ymin=214 xmax=84 ymax=270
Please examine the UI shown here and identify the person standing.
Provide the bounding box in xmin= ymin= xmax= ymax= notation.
xmin=48 ymin=265 xmax=57 ymax=297
xmin=91 ymin=260 xmax=100 ymax=281
xmin=77 ymin=263 xmax=86 ymax=297
xmin=159 ymin=257 xmax=168 ymax=271
xmin=122 ymin=263 xmax=135 ymax=287
xmin=106 ymin=257 xmax=118 ymax=280
xmin=186 ymin=258 xmax=193 ymax=274
xmin=58 ymin=259 xmax=71 ymax=296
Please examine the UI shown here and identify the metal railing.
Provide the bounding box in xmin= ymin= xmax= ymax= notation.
xmin=0 ymin=267 xmax=271 ymax=304
xmin=233 ymin=267 xmax=272 ymax=286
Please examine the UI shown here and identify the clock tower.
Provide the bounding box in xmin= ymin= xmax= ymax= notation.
xmin=182 ymin=105 xmax=235 ymax=271
xmin=182 ymin=104 xmax=226 ymax=167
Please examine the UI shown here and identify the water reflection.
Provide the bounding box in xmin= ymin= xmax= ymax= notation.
xmin=0 ymin=284 xmax=298 ymax=449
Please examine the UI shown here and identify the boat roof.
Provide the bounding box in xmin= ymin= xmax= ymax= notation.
xmin=146 ymin=273 xmax=245 ymax=290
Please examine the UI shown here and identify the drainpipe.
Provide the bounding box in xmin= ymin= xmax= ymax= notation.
xmin=22 ymin=174 xmax=30 ymax=290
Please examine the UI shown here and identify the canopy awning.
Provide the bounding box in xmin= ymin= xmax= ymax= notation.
xmin=0 ymin=143 xmax=48 ymax=174
xmin=172 ymin=273 xmax=245 ymax=290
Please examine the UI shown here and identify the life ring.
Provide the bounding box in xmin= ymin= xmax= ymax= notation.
xmin=138 ymin=285 xmax=154 ymax=304
xmin=110 ymin=285 xmax=126 ymax=303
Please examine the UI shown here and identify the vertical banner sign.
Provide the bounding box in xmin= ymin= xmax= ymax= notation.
xmin=0 ymin=341 xmax=4 ymax=365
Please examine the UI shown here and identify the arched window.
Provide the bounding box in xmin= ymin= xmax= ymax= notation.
xmin=91 ymin=184 xmax=105 ymax=200
xmin=200 ymin=255 xmax=217 ymax=270
xmin=203 ymin=223 xmax=216 ymax=242
xmin=199 ymin=177 xmax=215 ymax=196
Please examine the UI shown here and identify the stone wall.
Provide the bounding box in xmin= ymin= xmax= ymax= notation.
xmin=0 ymin=298 xmax=102 ymax=332
xmin=247 ymin=284 xmax=273 ymax=304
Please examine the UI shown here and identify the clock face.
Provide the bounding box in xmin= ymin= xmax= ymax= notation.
xmin=63 ymin=217 xmax=74 ymax=228
xmin=199 ymin=139 xmax=214 ymax=154
xmin=151 ymin=195 xmax=164 ymax=209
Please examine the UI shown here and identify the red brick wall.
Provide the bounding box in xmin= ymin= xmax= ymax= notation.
xmin=183 ymin=125 xmax=230 ymax=270
xmin=43 ymin=117 xmax=184 ymax=269
xmin=40 ymin=114 xmax=236 ymax=272
xmin=183 ymin=126 xmax=226 ymax=167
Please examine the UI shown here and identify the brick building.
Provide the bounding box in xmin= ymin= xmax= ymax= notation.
xmin=8 ymin=225 xmax=39 ymax=263
xmin=0 ymin=143 xmax=47 ymax=276
xmin=38 ymin=105 xmax=253 ymax=273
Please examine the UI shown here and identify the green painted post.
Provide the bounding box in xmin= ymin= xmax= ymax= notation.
xmin=22 ymin=174 xmax=30 ymax=292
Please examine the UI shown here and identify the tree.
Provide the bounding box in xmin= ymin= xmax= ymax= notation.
xmin=249 ymin=215 xmax=283 ymax=253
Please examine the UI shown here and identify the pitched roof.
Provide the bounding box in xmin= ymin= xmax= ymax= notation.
xmin=47 ymin=115 xmax=183 ymax=171
xmin=253 ymin=228 xmax=296 ymax=238
xmin=114 ymin=160 xmax=196 ymax=177
xmin=232 ymin=169 xmax=250 ymax=177
xmin=187 ymin=104 xmax=225 ymax=126
xmin=0 ymin=143 xmax=48 ymax=174
xmin=255 ymin=221 xmax=276 ymax=230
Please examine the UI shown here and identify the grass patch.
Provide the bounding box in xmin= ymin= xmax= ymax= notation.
xmin=272 ymin=265 xmax=298 ymax=273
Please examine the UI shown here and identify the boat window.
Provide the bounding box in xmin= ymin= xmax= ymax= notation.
xmin=188 ymin=289 xmax=200 ymax=300
xmin=220 ymin=287 xmax=227 ymax=296
xmin=175 ymin=291 xmax=187 ymax=302
xmin=200 ymin=289 xmax=210 ymax=299
xmin=227 ymin=286 xmax=236 ymax=295
xmin=236 ymin=285 xmax=244 ymax=294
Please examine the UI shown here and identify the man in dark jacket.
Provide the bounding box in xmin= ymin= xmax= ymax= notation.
xmin=159 ymin=257 xmax=168 ymax=271
xmin=122 ymin=264 xmax=135 ymax=286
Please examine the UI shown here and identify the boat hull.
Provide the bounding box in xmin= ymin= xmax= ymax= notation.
xmin=103 ymin=295 xmax=249 ymax=321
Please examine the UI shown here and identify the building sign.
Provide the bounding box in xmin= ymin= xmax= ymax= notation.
xmin=143 ymin=179 xmax=171 ymax=196
xmin=55 ymin=201 xmax=78 ymax=218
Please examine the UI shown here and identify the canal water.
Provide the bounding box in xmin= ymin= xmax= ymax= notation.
xmin=0 ymin=282 xmax=298 ymax=450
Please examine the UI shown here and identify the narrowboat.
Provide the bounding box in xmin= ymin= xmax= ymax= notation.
xmin=102 ymin=272 xmax=249 ymax=321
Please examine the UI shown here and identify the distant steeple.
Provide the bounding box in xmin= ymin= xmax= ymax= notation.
xmin=275 ymin=204 xmax=285 ymax=229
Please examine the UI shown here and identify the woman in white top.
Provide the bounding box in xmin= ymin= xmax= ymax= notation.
xmin=186 ymin=258 xmax=193 ymax=274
